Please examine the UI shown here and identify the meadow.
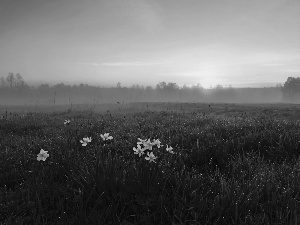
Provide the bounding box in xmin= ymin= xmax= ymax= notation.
xmin=1 ymin=102 xmax=300 ymax=225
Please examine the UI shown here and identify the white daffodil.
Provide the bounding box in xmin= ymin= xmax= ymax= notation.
xmin=153 ymin=139 xmax=163 ymax=148
xmin=166 ymin=145 xmax=174 ymax=154
xmin=143 ymin=139 xmax=155 ymax=150
xmin=100 ymin=133 xmax=113 ymax=141
xmin=64 ymin=119 xmax=70 ymax=125
xmin=37 ymin=149 xmax=49 ymax=161
xmin=80 ymin=137 xmax=92 ymax=146
xmin=145 ymin=152 xmax=157 ymax=163
xmin=137 ymin=138 xmax=147 ymax=145
xmin=133 ymin=144 xmax=145 ymax=157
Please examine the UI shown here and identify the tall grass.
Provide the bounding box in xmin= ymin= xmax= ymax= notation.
xmin=1 ymin=103 xmax=300 ymax=224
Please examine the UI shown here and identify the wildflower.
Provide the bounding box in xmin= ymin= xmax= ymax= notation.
xmin=100 ymin=133 xmax=113 ymax=141
xmin=64 ymin=119 xmax=70 ymax=125
xmin=37 ymin=149 xmax=49 ymax=161
xmin=80 ymin=137 xmax=92 ymax=146
xmin=143 ymin=139 xmax=155 ymax=150
xmin=153 ymin=139 xmax=163 ymax=148
xmin=145 ymin=152 xmax=157 ymax=163
xmin=166 ymin=145 xmax=174 ymax=154
xmin=133 ymin=144 xmax=145 ymax=157
xmin=137 ymin=138 xmax=147 ymax=145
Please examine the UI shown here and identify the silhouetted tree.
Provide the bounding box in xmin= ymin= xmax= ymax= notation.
xmin=192 ymin=83 xmax=202 ymax=89
xmin=131 ymin=84 xmax=142 ymax=89
xmin=156 ymin=81 xmax=167 ymax=90
xmin=117 ymin=82 xmax=122 ymax=88
xmin=15 ymin=73 xmax=28 ymax=90
xmin=282 ymin=77 xmax=300 ymax=102
xmin=145 ymin=86 xmax=153 ymax=91
xmin=38 ymin=83 xmax=50 ymax=90
xmin=166 ymin=82 xmax=179 ymax=90
xmin=6 ymin=72 xmax=15 ymax=92
xmin=215 ymin=84 xmax=223 ymax=89
xmin=0 ymin=77 xmax=7 ymax=89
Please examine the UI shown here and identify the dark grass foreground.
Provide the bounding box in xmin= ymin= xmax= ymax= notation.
xmin=1 ymin=103 xmax=300 ymax=224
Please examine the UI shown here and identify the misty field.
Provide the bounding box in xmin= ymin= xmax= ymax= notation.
xmin=1 ymin=103 xmax=300 ymax=225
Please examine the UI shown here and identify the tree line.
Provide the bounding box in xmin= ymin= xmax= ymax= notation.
xmin=0 ymin=72 xmax=299 ymax=104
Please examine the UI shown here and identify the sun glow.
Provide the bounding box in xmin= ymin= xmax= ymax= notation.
xmin=198 ymin=69 xmax=221 ymax=89
xmin=192 ymin=62 xmax=222 ymax=89
xmin=200 ymin=77 xmax=220 ymax=89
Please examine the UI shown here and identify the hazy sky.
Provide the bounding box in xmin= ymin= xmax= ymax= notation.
xmin=1 ymin=0 xmax=300 ymax=88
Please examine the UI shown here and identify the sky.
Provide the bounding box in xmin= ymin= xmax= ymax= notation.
xmin=0 ymin=0 xmax=300 ymax=88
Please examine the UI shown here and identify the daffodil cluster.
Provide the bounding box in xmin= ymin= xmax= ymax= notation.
xmin=133 ymin=138 xmax=174 ymax=163
xmin=100 ymin=133 xmax=113 ymax=141
xmin=80 ymin=137 xmax=92 ymax=146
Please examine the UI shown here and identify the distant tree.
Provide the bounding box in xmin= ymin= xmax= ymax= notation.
xmin=145 ymin=85 xmax=153 ymax=91
xmin=215 ymin=84 xmax=224 ymax=89
xmin=117 ymin=82 xmax=122 ymax=88
xmin=53 ymin=82 xmax=65 ymax=89
xmin=156 ymin=81 xmax=167 ymax=90
xmin=281 ymin=77 xmax=300 ymax=102
xmin=131 ymin=84 xmax=141 ymax=89
xmin=182 ymin=84 xmax=189 ymax=90
xmin=6 ymin=72 xmax=15 ymax=92
xmin=191 ymin=83 xmax=203 ymax=90
xmin=166 ymin=82 xmax=179 ymax=90
xmin=0 ymin=76 xmax=7 ymax=89
xmin=38 ymin=83 xmax=50 ymax=90
xmin=15 ymin=73 xmax=27 ymax=89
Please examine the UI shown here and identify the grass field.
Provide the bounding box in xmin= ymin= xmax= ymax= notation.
xmin=1 ymin=102 xmax=300 ymax=224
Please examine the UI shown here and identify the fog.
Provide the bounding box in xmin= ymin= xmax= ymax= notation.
xmin=0 ymin=80 xmax=288 ymax=108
